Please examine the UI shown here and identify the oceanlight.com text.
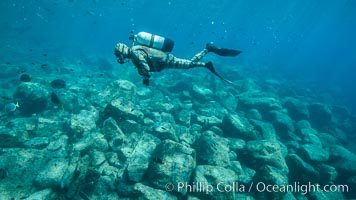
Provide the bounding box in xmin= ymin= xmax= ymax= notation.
xmin=166 ymin=181 xmax=349 ymax=195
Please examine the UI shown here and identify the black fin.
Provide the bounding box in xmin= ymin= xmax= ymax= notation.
xmin=215 ymin=48 xmax=242 ymax=57
xmin=205 ymin=62 xmax=232 ymax=84
xmin=206 ymin=43 xmax=242 ymax=57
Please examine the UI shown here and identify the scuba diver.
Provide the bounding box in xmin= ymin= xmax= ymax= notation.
xmin=114 ymin=31 xmax=242 ymax=86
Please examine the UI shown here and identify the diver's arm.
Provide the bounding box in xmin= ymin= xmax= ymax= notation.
xmin=132 ymin=50 xmax=151 ymax=85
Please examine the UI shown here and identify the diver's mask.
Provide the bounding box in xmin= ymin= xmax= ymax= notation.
xmin=115 ymin=43 xmax=130 ymax=64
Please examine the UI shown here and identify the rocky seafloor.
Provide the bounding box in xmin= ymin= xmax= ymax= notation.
xmin=0 ymin=60 xmax=356 ymax=200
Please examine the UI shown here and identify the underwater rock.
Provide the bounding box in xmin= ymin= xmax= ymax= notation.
xmin=34 ymin=152 xmax=79 ymax=190
xmin=308 ymin=103 xmax=332 ymax=130
xmin=228 ymin=138 xmax=246 ymax=154
xmin=245 ymin=140 xmax=289 ymax=173
xmin=0 ymin=126 xmax=29 ymax=148
xmin=133 ymin=183 xmax=177 ymax=200
xmin=216 ymin=91 xmax=237 ymax=111
xmin=175 ymin=109 xmax=191 ymax=126
xmin=35 ymin=117 xmax=64 ymax=137
xmin=126 ymin=133 xmax=160 ymax=182
xmin=194 ymin=131 xmax=230 ymax=167
xmin=246 ymin=108 xmax=263 ymax=120
xmin=268 ymin=110 xmax=295 ymax=139
xmin=136 ymin=87 xmax=153 ymax=100
xmin=329 ymin=145 xmax=356 ymax=175
xmin=24 ymin=188 xmax=57 ymax=200
xmin=316 ymin=164 xmax=338 ymax=184
xmin=69 ymin=109 xmax=98 ymax=134
xmin=221 ymin=113 xmax=255 ymax=140
xmin=91 ymin=150 xmax=106 ymax=167
xmin=153 ymin=122 xmax=178 ymax=141
xmin=102 ymin=117 xmax=126 ymax=152
xmin=250 ymin=119 xmax=277 ymax=141
xmin=191 ymin=84 xmax=213 ymax=102
xmin=121 ymin=119 xmax=142 ymax=134
xmin=238 ymin=91 xmax=282 ymax=114
xmin=47 ymin=135 xmax=68 ymax=152
xmin=229 ymin=161 xmax=256 ymax=184
xmin=13 ymin=82 xmax=49 ymax=114
xmin=253 ymin=165 xmax=289 ymax=200
xmin=298 ymin=128 xmax=322 ymax=147
xmin=104 ymin=97 xmax=144 ymax=124
xmin=283 ymin=97 xmax=310 ymax=120
xmin=298 ymin=144 xmax=329 ymax=163
xmin=192 ymin=113 xmax=222 ymax=128
xmin=285 ymin=154 xmax=320 ymax=184
xmin=24 ymin=137 xmax=49 ymax=149
xmin=147 ymin=139 xmax=196 ymax=194
xmin=50 ymin=79 xmax=66 ymax=89
xmin=72 ymin=133 xmax=94 ymax=153
xmin=191 ymin=165 xmax=237 ymax=200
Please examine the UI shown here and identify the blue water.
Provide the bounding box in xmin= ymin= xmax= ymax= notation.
xmin=1 ymin=0 xmax=355 ymax=111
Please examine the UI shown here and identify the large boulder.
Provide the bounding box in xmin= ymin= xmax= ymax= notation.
xmin=245 ymin=140 xmax=289 ymax=173
xmin=298 ymin=144 xmax=329 ymax=163
xmin=268 ymin=110 xmax=295 ymax=140
xmin=34 ymin=152 xmax=79 ymax=190
xmin=283 ymin=97 xmax=309 ymax=120
xmin=126 ymin=134 xmax=160 ymax=182
xmin=191 ymin=84 xmax=213 ymax=102
xmin=67 ymin=109 xmax=98 ymax=135
xmin=13 ymin=82 xmax=49 ymax=114
xmin=194 ymin=131 xmax=230 ymax=167
xmin=221 ymin=114 xmax=256 ymax=140
xmin=191 ymin=165 xmax=238 ymax=200
xmin=285 ymin=154 xmax=320 ymax=184
xmin=147 ymin=140 xmax=196 ymax=194
xmin=0 ymin=118 xmax=30 ymax=147
xmin=308 ymin=103 xmax=332 ymax=130
xmin=238 ymin=91 xmax=282 ymax=113
xmin=132 ymin=183 xmax=177 ymax=200
xmin=216 ymin=91 xmax=237 ymax=111
xmin=104 ymin=97 xmax=144 ymax=124
xmin=253 ymin=165 xmax=289 ymax=200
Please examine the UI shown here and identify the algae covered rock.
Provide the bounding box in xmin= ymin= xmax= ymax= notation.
xmin=191 ymin=84 xmax=213 ymax=102
xmin=191 ymin=165 xmax=237 ymax=200
xmin=133 ymin=183 xmax=177 ymax=200
xmin=308 ymin=103 xmax=332 ymax=130
xmin=13 ymin=82 xmax=49 ymax=114
xmin=126 ymin=134 xmax=160 ymax=182
xmin=104 ymin=97 xmax=144 ymax=124
xmin=194 ymin=131 xmax=230 ymax=166
xmin=238 ymin=91 xmax=282 ymax=113
xmin=221 ymin=113 xmax=255 ymax=140
xmin=68 ymin=109 xmax=98 ymax=134
xmin=147 ymin=140 xmax=196 ymax=194
xmin=253 ymin=165 xmax=289 ymax=200
xmin=285 ymin=154 xmax=320 ymax=184
xmin=283 ymin=97 xmax=309 ymax=120
xmin=245 ymin=140 xmax=289 ymax=173
xmin=298 ymin=144 xmax=329 ymax=163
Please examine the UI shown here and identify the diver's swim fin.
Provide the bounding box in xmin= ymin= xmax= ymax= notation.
xmin=205 ymin=62 xmax=232 ymax=84
xmin=206 ymin=43 xmax=242 ymax=57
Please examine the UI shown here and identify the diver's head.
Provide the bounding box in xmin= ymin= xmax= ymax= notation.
xmin=114 ymin=43 xmax=131 ymax=64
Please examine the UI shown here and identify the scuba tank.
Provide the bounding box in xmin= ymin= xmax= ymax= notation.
xmin=134 ymin=32 xmax=174 ymax=52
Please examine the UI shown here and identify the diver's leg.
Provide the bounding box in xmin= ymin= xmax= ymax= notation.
xmin=165 ymin=54 xmax=206 ymax=69
xmin=190 ymin=49 xmax=209 ymax=63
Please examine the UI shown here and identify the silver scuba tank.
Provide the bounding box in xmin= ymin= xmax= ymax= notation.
xmin=135 ymin=32 xmax=174 ymax=52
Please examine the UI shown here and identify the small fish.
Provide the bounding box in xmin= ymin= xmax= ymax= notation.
xmin=41 ymin=64 xmax=48 ymax=69
xmin=50 ymin=79 xmax=66 ymax=89
xmin=51 ymin=92 xmax=61 ymax=105
xmin=3 ymin=102 xmax=19 ymax=113
xmin=20 ymin=74 xmax=31 ymax=82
